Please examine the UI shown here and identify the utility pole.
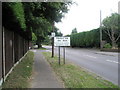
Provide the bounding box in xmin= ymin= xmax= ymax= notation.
xmin=52 ymin=22 xmax=54 ymax=58
xmin=100 ymin=10 xmax=102 ymax=49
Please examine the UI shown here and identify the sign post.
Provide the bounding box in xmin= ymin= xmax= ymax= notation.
xmin=51 ymin=32 xmax=55 ymax=58
xmin=63 ymin=47 xmax=65 ymax=64
xmin=54 ymin=37 xmax=70 ymax=65
xmin=58 ymin=46 xmax=60 ymax=65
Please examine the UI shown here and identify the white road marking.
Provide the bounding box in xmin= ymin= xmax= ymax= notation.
xmin=84 ymin=55 xmax=97 ymax=59
xmin=106 ymin=60 xmax=118 ymax=64
xmin=113 ymin=61 xmax=119 ymax=64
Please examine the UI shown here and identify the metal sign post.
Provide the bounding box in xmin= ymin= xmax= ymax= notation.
xmin=52 ymin=37 xmax=54 ymax=58
xmin=58 ymin=46 xmax=60 ymax=65
xmin=63 ymin=47 xmax=65 ymax=64
xmin=54 ymin=37 xmax=70 ymax=65
xmin=51 ymin=32 xmax=55 ymax=58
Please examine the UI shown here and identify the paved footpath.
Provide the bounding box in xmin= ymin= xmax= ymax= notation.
xmin=31 ymin=50 xmax=64 ymax=88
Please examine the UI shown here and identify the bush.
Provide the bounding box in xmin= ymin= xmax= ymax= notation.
xmin=70 ymin=28 xmax=100 ymax=48
xmin=103 ymin=43 xmax=112 ymax=49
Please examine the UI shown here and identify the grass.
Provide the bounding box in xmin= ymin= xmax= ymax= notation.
xmin=2 ymin=51 xmax=34 ymax=88
xmin=38 ymin=47 xmax=47 ymax=50
xmin=42 ymin=52 xmax=119 ymax=88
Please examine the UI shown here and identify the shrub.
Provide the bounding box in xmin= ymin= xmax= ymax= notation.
xmin=103 ymin=43 xmax=112 ymax=49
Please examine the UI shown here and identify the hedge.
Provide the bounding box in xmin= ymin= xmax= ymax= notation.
xmin=70 ymin=28 xmax=100 ymax=48
xmin=70 ymin=28 xmax=120 ymax=48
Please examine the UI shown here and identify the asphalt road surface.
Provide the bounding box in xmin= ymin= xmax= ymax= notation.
xmin=43 ymin=45 xmax=119 ymax=86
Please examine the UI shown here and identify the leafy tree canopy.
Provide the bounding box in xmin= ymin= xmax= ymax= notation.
xmin=102 ymin=13 xmax=120 ymax=48
xmin=71 ymin=28 xmax=77 ymax=34
xmin=3 ymin=2 xmax=72 ymax=47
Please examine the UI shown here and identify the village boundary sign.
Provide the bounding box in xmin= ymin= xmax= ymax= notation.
xmin=54 ymin=37 xmax=70 ymax=46
xmin=54 ymin=37 xmax=70 ymax=65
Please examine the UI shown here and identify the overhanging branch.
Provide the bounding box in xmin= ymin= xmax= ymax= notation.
xmin=115 ymin=33 xmax=120 ymax=42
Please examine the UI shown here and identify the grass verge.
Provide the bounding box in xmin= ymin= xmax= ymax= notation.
xmin=42 ymin=52 xmax=119 ymax=88
xmin=38 ymin=47 xmax=47 ymax=50
xmin=2 ymin=51 xmax=34 ymax=88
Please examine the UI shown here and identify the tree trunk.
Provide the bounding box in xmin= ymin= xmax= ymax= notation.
xmin=36 ymin=38 xmax=42 ymax=48
xmin=112 ymin=40 xmax=116 ymax=49
xmin=111 ymin=29 xmax=116 ymax=49
xmin=38 ymin=43 xmax=42 ymax=48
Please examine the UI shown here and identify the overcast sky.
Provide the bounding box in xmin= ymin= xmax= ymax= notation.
xmin=55 ymin=0 xmax=119 ymax=35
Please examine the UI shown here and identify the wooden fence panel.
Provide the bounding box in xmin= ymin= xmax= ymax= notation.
xmin=0 ymin=25 xmax=2 ymax=81
xmin=0 ymin=1 xmax=2 ymax=82
xmin=4 ymin=29 xmax=13 ymax=75
xmin=14 ymin=32 xmax=19 ymax=63
xmin=1 ymin=28 xmax=30 ymax=84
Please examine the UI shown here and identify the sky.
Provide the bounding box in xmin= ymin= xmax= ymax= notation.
xmin=55 ymin=0 xmax=119 ymax=35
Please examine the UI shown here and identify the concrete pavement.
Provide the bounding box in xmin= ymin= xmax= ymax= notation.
xmin=31 ymin=50 xmax=64 ymax=88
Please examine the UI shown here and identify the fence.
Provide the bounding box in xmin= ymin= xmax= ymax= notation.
xmin=0 ymin=26 xmax=2 ymax=86
xmin=0 ymin=1 xmax=2 ymax=86
xmin=0 ymin=27 xmax=29 ymax=86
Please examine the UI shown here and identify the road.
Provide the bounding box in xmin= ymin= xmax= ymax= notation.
xmin=43 ymin=45 xmax=119 ymax=86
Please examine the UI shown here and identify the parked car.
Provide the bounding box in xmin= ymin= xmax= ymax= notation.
xmin=33 ymin=45 xmax=38 ymax=49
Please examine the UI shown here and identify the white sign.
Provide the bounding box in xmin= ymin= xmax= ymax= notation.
xmin=54 ymin=37 xmax=70 ymax=46
xmin=51 ymin=32 xmax=55 ymax=37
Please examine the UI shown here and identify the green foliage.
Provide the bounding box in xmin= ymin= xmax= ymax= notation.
xmin=2 ymin=51 xmax=34 ymax=88
xmin=32 ymin=33 xmax=37 ymax=44
xmin=56 ymin=31 xmax=63 ymax=36
xmin=103 ymin=43 xmax=112 ymax=49
xmin=22 ymin=2 xmax=71 ymax=47
xmin=43 ymin=36 xmax=51 ymax=45
xmin=3 ymin=2 xmax=72 ymax=45
xmin=102 ymin=13 xmax=119 ymax=30
xmin=102 ymin=13 xmax=120 ymax=48
xmin=71 ymin=28 xmax=100 ymax=48
xmin=10 ymin=3 xmax=26 ymax=30
xmin=3 ymin=2 xmax=26 ymax=31
xmin=71 ymin=28 xmax=77 ymax=34
xmin=54 ymin=27 xmax=63 ymax=36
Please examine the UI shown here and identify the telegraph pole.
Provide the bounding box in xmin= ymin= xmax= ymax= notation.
xmin=52 ymin=22 xmax=54 ymax=58
xmin=100 ymin=10 xmax=102 ymax=49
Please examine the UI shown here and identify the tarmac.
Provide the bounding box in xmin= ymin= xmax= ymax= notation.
xmin=31 ymin=50 xmax=64 ymax=88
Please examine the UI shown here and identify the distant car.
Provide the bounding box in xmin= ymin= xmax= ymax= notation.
xmin=34 ymin=45 xmax=38 ymax=49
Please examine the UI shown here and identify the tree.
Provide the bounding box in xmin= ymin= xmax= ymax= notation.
xmin=23 ymin=2 xmax=71 ymax=47
xmin=53 ymin=27 xmax=63 ymax=36
xmin=3 ymin=2 xmax=72 ymax=48
xmin=32 ymin=32 xmax=37 ymax=44
xmin=56 ymin=31 xmax=63 ymax=36
xmin=3 ymin=2 xmax=26 ymax=31
xmin=102 ymin=13 xmax=120 ymax=49
xmin=71 ymin=28 xmax=77 ymax=34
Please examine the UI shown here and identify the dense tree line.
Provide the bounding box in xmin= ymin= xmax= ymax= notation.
xmin=70 ymin=28 xmax=120 ymax=48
